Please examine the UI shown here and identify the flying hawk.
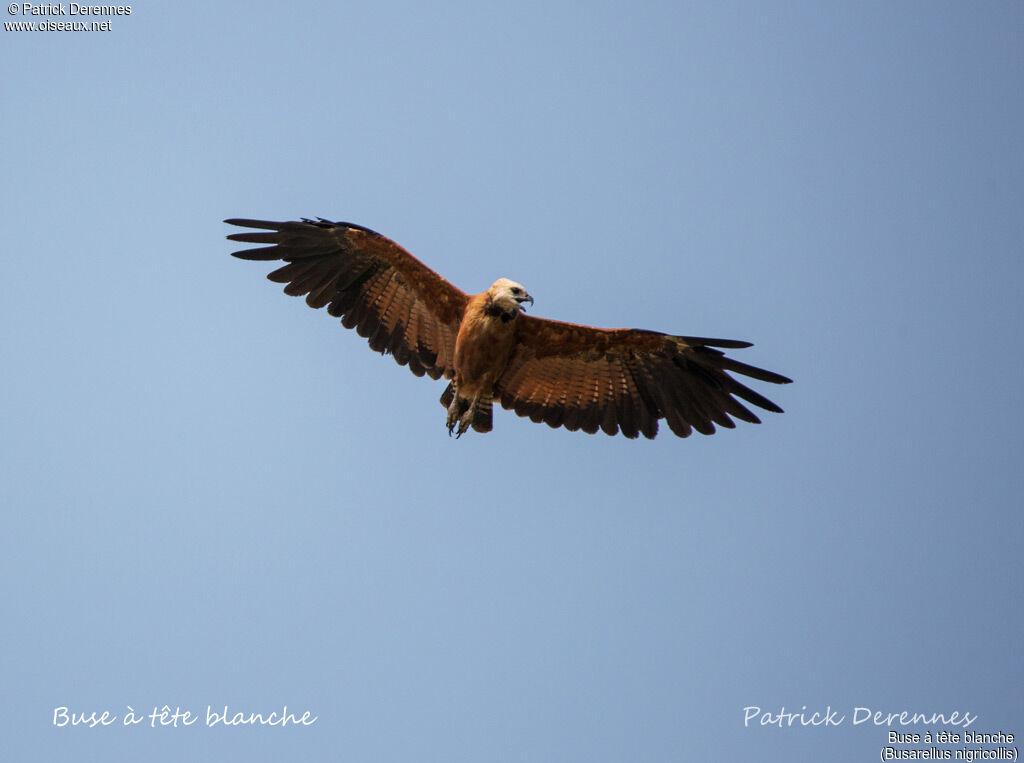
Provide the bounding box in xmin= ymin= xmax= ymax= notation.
xmin=227 ymin=218 xmax=791 ymax=439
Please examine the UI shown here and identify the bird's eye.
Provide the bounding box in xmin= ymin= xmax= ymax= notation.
xmin=511 ymin=287 xmax=522 ymax=295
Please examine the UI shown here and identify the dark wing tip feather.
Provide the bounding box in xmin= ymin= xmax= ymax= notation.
xmin=230 ymin=246 xmax=284 ymax=261
xmin=715 ymin=356 xmax=793 ymax=385
xmin=224 ymin=218 xmax=284 ymax=229
xmin=727 ymin=378 xmax=785 ymax=413
xmin=227 ymin=231 xmax=280 ymax=244
xmin=681 ymin=335 xmax=754 ymax=349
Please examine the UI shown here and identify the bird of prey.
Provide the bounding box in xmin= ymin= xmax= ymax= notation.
xmin=226 ymin=218 xmax=791 ymax=439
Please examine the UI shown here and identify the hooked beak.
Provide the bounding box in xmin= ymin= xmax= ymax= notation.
xmin=516 ymin=293 xmax=534 ymax=312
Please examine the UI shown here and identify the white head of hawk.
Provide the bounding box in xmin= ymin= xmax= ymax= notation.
xmin=487 ymin=278 xmax=533 ymax=314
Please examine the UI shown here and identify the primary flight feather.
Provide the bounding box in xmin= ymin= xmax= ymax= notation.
xmin=226 ymin=217 xmax=791 ymax=439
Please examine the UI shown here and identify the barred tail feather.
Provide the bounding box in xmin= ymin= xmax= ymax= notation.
xmin=472 ymin=394 xmax=493 ymax=433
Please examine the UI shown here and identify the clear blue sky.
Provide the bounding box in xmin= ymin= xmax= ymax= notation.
xmin=2 ymin=1 xmax=1022 ymax=760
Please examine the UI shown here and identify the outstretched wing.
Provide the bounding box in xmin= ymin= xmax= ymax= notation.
xmin=498 ymin=315 xmax=792 ymax=439
xmin=226 ymin=218 xmax=468 ymax=380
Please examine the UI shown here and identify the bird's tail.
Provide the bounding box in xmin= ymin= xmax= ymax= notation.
xmin=471 ymin=394 xmax=493 ymax=433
